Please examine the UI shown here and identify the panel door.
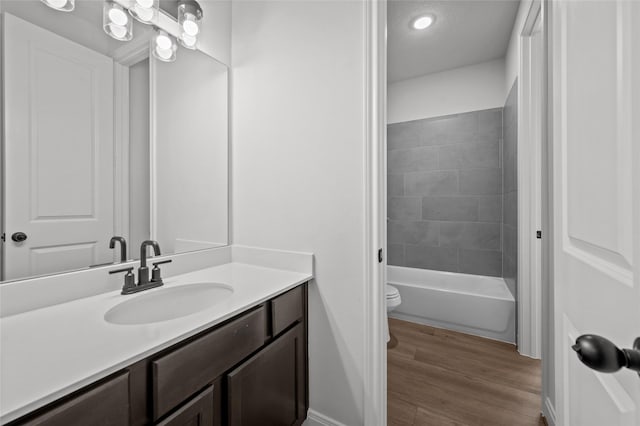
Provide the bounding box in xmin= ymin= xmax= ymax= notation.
xmin=227 ymin=324 xmax=306 ymax=426
xmin=551 ymin=1 xmax=640 ymax=424
xmin=2 ymin=13 xmax=115 ymax=280
xmin=17 ymin=372 xmax=129 ymax=426
xmin=156 ymin=386 xmax=215 ymax=426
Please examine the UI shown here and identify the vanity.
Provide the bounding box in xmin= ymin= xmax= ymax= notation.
xmin=0 ymin=247 xmax=313 ymax=425
xmin=7 ymin=284 xmax=308 ymax=426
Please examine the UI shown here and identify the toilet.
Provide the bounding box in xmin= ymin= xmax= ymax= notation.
xmin=386 ymin=284 xmax=401 ymax=312
xmin=385 ymin=284 xmax=401 ymax=342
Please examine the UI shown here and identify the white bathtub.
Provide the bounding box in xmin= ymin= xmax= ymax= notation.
xmin=387 ymin=265 xmax=516 ymax=343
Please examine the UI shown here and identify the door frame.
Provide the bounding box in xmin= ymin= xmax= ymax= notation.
xmin=364 ymin=0 xmax=387 ymax=424
xmin=519 ymin=0 xmax=558 ymax=423
xmin=540 ymin=0 xmax=557 ymax=423
xmin=112 ymin=40 xmax=150 ymax=252
xmin=518 ymin=0 xmax=544 ymax=359
xmin=1 ymin=16 xmax=5 ymax=279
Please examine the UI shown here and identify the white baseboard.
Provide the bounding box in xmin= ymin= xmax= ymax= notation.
xmin=542 ymin=397 xmax=557 ymax=426
xmin=303 ymin=409 xmax=348 ymax=426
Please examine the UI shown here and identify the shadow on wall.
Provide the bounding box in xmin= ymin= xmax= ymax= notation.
xmin=387 ymin=108 xmax=504 ymax=277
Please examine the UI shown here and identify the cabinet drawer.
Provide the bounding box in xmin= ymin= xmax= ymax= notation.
xmin=155 ymin=385 xmax=214 ymax=426
xmin=17 ymin=371 xmax=129 ymax=426
xmin=152 ymin=306 xmax=267 ymax=420
xmin=271 ymin=286 xmax=303 ymax=336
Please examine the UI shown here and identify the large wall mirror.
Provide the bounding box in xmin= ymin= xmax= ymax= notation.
xmin=0 ymin=0 xmax=229 ymax=282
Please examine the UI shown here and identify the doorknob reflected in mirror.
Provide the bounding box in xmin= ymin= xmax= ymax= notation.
xmin=572 ymin=334 xmax=640 ymax=377
xmin=11 ymin=232 xmax=27 ymax=243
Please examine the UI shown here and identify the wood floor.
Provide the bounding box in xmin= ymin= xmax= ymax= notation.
xmin=387 ymin=318 xmax=544 ymax=426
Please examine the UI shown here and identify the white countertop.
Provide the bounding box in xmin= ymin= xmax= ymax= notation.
xmin=0 ymin=261 xmax=312 ymax=424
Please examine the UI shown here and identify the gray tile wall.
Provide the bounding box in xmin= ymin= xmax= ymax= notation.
xmin=502 ymin=81 xmax=518 ymax=297
xmin=387 ymin=108 xmax=504 ymax=276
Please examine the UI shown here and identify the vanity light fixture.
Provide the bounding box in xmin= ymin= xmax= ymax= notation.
xmin=411 ymin=14 xmax=435 ymax=30
xmin=178 ymin=1 xmax=203 ymax=42
xmin=104 ymin=1 xmax=133 ymax=41
xmin=47 ymin=0 xmax=204 ymax=59
xmin=40 ymin=0 xmax=74 ymax=12
xmin=152 ymin=28 xmax=177 ymax=62
xmin=129 ymin=0 xmax=159 ymax=24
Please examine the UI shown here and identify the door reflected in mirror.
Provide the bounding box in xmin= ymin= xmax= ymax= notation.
xmin=0 ymin=1 xmax=229 ymax=282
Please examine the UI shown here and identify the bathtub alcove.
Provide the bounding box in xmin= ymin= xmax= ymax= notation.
xmin=387 ymin=265 xmax=515 ymax=343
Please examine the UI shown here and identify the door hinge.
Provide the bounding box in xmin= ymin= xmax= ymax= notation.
xmin=536 ymin=230 xmax=542 ymax=239
xmin=378 ymin=248 xmax=383 ymax=263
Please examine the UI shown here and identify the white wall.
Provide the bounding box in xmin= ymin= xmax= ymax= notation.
xmin=387 ymin=58 xmax=506 ymax=124
xmin=154 ymin=48 xmax=229 ymax=253
xmin=231 ymin=1 xmax=368 ymax=424
xmin=129 ymin=59 xmax=150 ymax=252
xmin=198 ymin=0 xmax=231 ymax=66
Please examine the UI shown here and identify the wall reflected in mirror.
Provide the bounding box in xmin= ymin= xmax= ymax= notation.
xmin=0 ymin=0 xmax=229 ymax=282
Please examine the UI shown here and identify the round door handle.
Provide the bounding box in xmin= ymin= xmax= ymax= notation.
xmin=572 ymin=334 xmax=640 ymax=377
xmin=11 ymin=232 xmax=27 ymax=242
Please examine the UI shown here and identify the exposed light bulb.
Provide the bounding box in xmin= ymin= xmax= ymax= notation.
xmin=109 ymin=23 xmax=127 ymax=39
xmin=156 ymin=34 xmax=172 ymax=50
xmin=134 ymin=6 xmax=154 ymax=22
xmin=104 ymin=1 xmax=132 ymax=41
xmin=46 ymin=0 xmax=67 ymax=7
xmin=155 ymin=46 xmax=174 ymax=61
xmin=182 ymin=14 xmax=199 ymax=36
xmin=108 ymin=6 xmax=129 ymax=26
xmin=180 ymin=33 xmax=197 ymax=49
xmin=41 ymin=0 xmax=74 ymax=11
xmin=130 ymin=0 xmax=157 ymax=24
xmin=151 ymin=29 xmax=176 ymax=62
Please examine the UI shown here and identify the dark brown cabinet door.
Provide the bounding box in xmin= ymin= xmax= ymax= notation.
xmin=227 ymin=324 xmax=306 ymax=426
xmin=156 ymin=385 xmax=215 ymax=426
xmin=15 ymin=371 xmax=130 ymax=426
xmin=152 ymin=307 xmax=267 ymax=421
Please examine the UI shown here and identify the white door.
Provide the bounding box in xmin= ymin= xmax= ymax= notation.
xmin=2 ymin=14 xmax=115 ymax=280
xmin=551 ymin=1 xmax=640 ymax=425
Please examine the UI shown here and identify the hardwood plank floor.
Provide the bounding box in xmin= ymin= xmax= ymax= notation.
xmin=387 ymin=318 xmax=544 ymax=426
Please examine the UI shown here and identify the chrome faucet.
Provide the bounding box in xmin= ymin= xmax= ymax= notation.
xmin=109 ymin=236 xmax=127 ymax=262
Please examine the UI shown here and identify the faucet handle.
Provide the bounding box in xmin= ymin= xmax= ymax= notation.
xmin=109 ymin=267 xmax=134 ymax=275
xmin=151 ymin=260 xmax=172 ymax=283
xmin=110 ymin=267 xmax=136 ymax=294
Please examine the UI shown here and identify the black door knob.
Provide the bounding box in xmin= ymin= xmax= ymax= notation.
xmin=572 ymin=335 xmax=640 ymax=376
xmin=11 ymin=232 xmax=27 ymax=242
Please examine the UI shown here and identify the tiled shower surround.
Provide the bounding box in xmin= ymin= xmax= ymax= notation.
xmin=387 ymin=107 xmax=507 ymax=277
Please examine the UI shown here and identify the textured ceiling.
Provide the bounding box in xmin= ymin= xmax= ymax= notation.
xmin=388 ymin=0 xmax=520 ymax=82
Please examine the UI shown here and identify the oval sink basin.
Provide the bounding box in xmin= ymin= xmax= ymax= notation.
xmin=104 ymin=283 xmax=233 ymax=325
